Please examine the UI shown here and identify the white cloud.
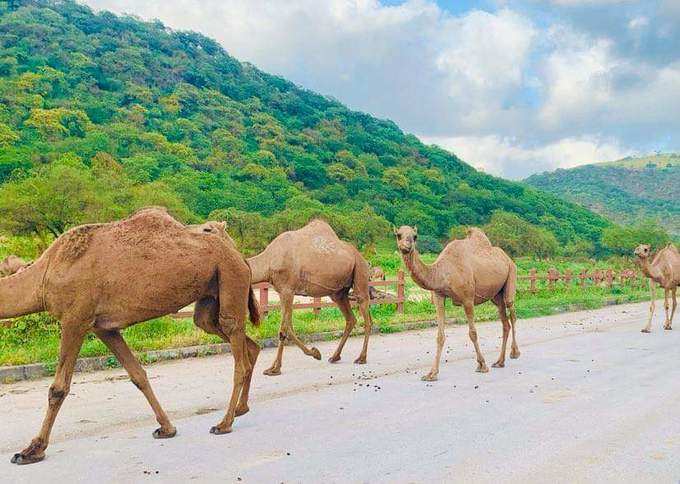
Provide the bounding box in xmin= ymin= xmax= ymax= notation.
xmin=544 ymin=0 xmax=637 ymax=5
xmin=420 ymin=135 xmax=634 ymax=179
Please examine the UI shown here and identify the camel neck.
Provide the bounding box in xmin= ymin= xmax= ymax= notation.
xmin=0 ymin=262 xmax=44 ymax=318
xmin=402 ymin=249 xmax=437 ymax=291
xmin=638 ymin=257 xmax=661 ymax=282
xmin=246 ymin=252 xmax=270 ymax=284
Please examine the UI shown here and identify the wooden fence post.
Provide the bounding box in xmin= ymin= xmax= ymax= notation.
xmin=397 ymin=269 xmax=405 ymax=313
xmin=564 ymin=269 xmax=572 ymax=287
xmin=529 ymin=268 xmax=537 ymax=294
xmin=259 ymin=284 xmax=269 ymax=317
xmin=606 ymin=269 xmax=614 ymax=289
xmin=548 ymin=268 xmax=558 ymax=291
xmin=579 ymin=269 xmax=587 ymax=288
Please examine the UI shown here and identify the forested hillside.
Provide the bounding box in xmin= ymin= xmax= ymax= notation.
xmin=0 ymin=0 xmax=610 ymax=256
xmin=525 ymin=154 xmax=680 ymax=237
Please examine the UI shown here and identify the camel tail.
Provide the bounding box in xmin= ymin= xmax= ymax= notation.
xmin=248 ymin=286 xmax=261 ymax=326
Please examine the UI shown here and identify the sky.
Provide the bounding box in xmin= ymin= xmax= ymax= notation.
xmin=82 ymin=0 xmax=680 ymax=179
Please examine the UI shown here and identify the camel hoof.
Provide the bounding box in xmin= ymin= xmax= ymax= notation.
xmin=492 ymin=361 xmax=505 ymax=368
xmin=421 ymin=373 xmax=438 ymax=382
xmin=664 ymin=326 xmax=672 ymax=331
xmin=510 ymin=350 xmax=520 ymax=359
xmin=354 ymin=357 xmax=367 ymax=365
xmin=328 ymin=355 xmax=341 ymax=363
xmin=641 ymin=328 xmax=651 ymax=333
xmin=310 ymin=347 xmax=322 ymax=360
xmin=152 ymin=427 xmax=177 ymax=439
xmin=476 ymin=365 xmax=489 ymax=373
xmin=263 ymin=367 xmax=281 ymax=376
xmin=209 ymin=425 xmax=232 ymax=435
xmin=11 ymin=452 xmax=44 ymax=465
xmin=235 ymin=405 xmax=249 ymax=417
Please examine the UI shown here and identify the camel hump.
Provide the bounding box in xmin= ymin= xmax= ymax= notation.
xmin=57 ymin=223 xmax=104 ymax=261
xmin=465 ymin=227 xmax=493 ymax=248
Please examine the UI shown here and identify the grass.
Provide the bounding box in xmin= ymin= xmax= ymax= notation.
xmin=0 ymin=249 xmax=651 ymax=367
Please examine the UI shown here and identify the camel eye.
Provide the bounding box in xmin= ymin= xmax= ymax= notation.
xmin=397 ymin=233 xmax=401 ymax=239
xmin=414 ymin=235 xmax=418 ymax=241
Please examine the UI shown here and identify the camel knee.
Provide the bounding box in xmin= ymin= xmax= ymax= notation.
xmin=436 ymin=333 xmax=445 ymax=347
xmin=468 ymin=328 xmax=478 ymax=341
xmin=48 ymin=384 xmax=68 ymax=406
xmin=278 ymin=330 xmax=287 ymax=342
xmin=129 ymin=368 xmax=149 ymax=390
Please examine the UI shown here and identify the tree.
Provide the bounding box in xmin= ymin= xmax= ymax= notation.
xmin=601 ymin=221 xmax=671 ymax=256
xmin=483 ymin=211 xmax=559 ymax=258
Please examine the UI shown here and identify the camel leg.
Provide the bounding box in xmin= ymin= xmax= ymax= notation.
xmin=12 ymin=324 xmax=88 ymax=465
xmin=492 ymin=296 xmax=510 ymax=368
xmin=670 ymin=288 xmax=677 ymax=329
xmin=663 ymin=288 xmax=672 ymax=330
xmin=464 ymin=302 xmax=488 ymax=373
xmin=507 ymin=301 xmax=520 ymax=359
xmin=422 ymin=293 xmax=446 ymax=381
xmin=354 ymin=298 xmax=373 ymax=364
xmin=328 ymin=293 xmax=357 ymax=363
xmin=235 ymin=336 xmax=260 ymax=416
xmin=211 ymin=329 xmax=248 ymax=435
xmin=94 ymin=329 xmax=176 ymax=438
xmin=642 ymin=280 xmax=656 ymax=333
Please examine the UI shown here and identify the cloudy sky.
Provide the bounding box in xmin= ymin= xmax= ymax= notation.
xmin=83 ymin=0 xmax=680 ymax=179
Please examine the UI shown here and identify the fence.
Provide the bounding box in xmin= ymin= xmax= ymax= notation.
xmin=170 ymin=270 xmax=406 ymax=320
xmin=520 ymin=268 xmax=642 ymax=294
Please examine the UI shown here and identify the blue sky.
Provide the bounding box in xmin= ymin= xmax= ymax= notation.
xmin=84 ymin=0 xmax=679 ymax=179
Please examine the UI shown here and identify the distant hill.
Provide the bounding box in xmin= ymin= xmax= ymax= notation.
xmin=0 ymin=0 xmax=610 ymax=250
xmin=525 ymin=154 xmax=680 ymax=236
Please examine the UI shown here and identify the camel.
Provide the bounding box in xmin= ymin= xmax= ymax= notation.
xmin=634 ymin=244 xmax=679 ymax=332
xmin=0 ymin=255 xmax=29 ymax=277
xmin=394 ymin=225 xmax=520 ymax=381
xmin=3 ymin=208 xmax=260 ymax=465
xmin=247 ymin=219 xmax=372 ymax=375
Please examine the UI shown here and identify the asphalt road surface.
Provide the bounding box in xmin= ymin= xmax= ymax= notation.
xmin=1 ymin=301 xmax=679 ymax=483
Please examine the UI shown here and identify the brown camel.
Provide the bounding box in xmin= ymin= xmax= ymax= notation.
xmin=3 ymin=208 xmax=260 ymax=465
xmin=394 ymin=225 xmax=520 ymax=381
xmin=634 ymin=244 xmax=679 ymax=332
xmin=0 ymin=254 xmax=29 ymax=277
xmin=247 ymin=219 xmax=373 ymax=375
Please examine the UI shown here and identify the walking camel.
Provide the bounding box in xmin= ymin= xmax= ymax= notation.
xmin=248 ymin=219 xmax=373 ymax=375
xmin=0 ymin=254 xmax=29 ymax=277
xmin=634 ymin=244 xmax=679 ymax=332
xmin=394 ymin=226 xmax=520 ymax=381
xmin=4 ymin=208 xmax=260 ymax=465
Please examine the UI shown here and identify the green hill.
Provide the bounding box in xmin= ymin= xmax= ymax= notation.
xmin=0 ymin=0 xmax=610 ymax=254
xmin=525 ymin=154 xmax=680 ymax=236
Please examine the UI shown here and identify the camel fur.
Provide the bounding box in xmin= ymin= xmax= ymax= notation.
xmin=3 ymin=208 xmax=260 ymax=465
xmin=395 ymin=225 xmax=520 ymax=381
xmin=247 ymin=219 xmax=373 ymax=375
xmin=635 ymin=244 xmax=679 ymax=332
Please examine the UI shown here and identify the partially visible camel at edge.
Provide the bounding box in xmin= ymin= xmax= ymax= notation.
xmin=394 ymin=225 xmax=520 ymax=381
xmin=634 ymin=243 xmax=679 ymax=332
xmin=248 ymin=219 xmax=373 ymax=375
xmin=0 ymin=254 xmax=29 ymax=277
xmin=3 ymin=208 xmax=260 ymax=465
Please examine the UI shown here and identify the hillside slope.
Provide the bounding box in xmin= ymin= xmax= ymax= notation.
xmin=0 ymin=0 xmax=609 ymax=249
xmin=525 ymin=154 xmax=680 ymax=236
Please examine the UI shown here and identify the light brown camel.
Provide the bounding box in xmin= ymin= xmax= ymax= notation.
xmin=3 ymin=208 xmax=260 ymax=465
xmin=248 ymin=219 xmax=372 ymax=375
xmin=0 ymin=254 xmax=29 ymax=277
xmin=634 ymin=244 xmax=679 ymax=332
xmin=394 ymin=225 xmax=520 ymax=381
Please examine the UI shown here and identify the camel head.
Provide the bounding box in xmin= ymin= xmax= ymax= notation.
xmin=634 ymin=244 xmax=651 ymax=260
xmin=394 ymin=225 xmax=418 ymax=254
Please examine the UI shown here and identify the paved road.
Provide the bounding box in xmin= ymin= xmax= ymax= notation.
xmin=1 ymin=301 xmax=679 ymax=483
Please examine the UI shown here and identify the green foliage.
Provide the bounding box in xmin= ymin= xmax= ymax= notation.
xmin=601 ymin=221 xmax=671 ymax=255
xmin=525 ymin=154 xmax=680 ymax=237
xmin=0 ymin=0 xmax=610 ymax=251
xmin=483 ymin=211 xmax=560 ymax=258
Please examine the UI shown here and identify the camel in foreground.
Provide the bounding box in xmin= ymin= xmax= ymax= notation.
xmin=248 ymin=219 xmax=373 ymax=375
xmin=4 ymin=208 xmax=260 ymax=465
xmin=394 ymin=226 xmax=519 ymax=381
xmin=634 ymin=244 xmax=679 ymax=332
xmin=0 ymin=255 xmax=29 ymax=277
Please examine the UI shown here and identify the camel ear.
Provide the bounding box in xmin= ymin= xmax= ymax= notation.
xmin=218 ymin=221 xmax=226 ymax=230
xmin=413 ymin=226 xmax=418 ymax=235
xmin=392 ymin=225 xmax=398 ymax=235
